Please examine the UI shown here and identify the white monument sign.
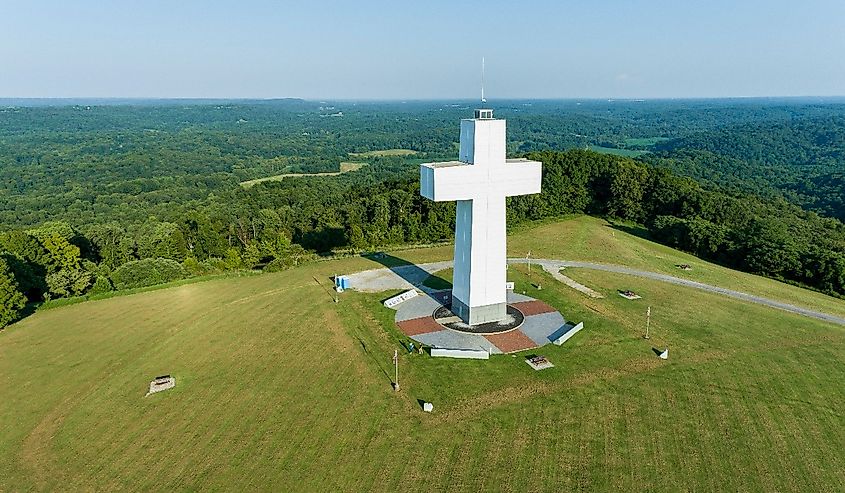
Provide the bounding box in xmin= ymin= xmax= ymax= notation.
xmin=383 ymin=289 xmax=418 ymax=308
xmin=420 ymin=108 xmax=542 ymax=324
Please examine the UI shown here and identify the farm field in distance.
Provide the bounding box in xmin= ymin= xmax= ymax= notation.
xmin=239 ymin=161 xmax=367 ymax=187
xmin=623 ymin=136 xmax=671 ymax=147
xmin=2 ymin=216 xmax=844 ymax=491
xmin=588 ymin=145 xmax=650 ymax=157
xmin=349 ymin=148 xmax=418 ymax=157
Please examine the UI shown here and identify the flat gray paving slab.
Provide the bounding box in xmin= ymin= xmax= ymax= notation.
xmin=395 ymin=294 xmax=445 ymax=323
xmin=414 ymin=330 xmax=503 ymax=354
xmin=346 ymin=261 xmax=452 ymax=293
xmin=506 ymin=291 xmax=534 ymax=303
xmin=520 ymin=311 xmax=567 ymax=346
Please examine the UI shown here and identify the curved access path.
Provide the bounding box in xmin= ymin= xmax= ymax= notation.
xmin=348 ymin=258 xmax=845 ymax=326
xmin=511 ymin=258 xmax=845 ymax=327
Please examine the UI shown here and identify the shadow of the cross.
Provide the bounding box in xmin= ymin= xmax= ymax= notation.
xmin=363 ymin=252 xmax=452 ymax=298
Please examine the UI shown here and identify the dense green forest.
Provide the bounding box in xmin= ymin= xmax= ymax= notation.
xmin=646 ymin=115 xmax=845 ymax=220
xmin=1 ymin=99 xmax=844 ymax=326
xmin=3 ymin=98 xmax=843 ymax=227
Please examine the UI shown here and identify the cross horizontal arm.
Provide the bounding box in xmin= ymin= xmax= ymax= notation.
xmin=497 ymin=160 xmax=542 ymax=197
xmin=420 ymin=162 xmax=479 ymax=202
xmin=420 ymin=159 xmax=542 ymax=202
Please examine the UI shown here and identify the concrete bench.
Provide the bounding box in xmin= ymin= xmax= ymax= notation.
xmin=549 ymin=321 xmax=584 ymax=346
xmin=430 ymin=347 xmax=490 ymax=359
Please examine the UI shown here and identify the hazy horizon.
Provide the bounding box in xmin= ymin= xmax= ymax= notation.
xmin=3 ymin=96 xmax=845 ymax=105
xmin=3 ymin=0 xmax=844 ymax=100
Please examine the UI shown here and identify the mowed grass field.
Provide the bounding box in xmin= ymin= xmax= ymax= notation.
xmin=587 ymin=145 xmax=650 ymax=158
xmin=2 ymin=216 xmax=845 ymax=491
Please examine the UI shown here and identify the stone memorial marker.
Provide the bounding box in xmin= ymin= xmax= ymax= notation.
xmin=525 ymin=355 xmax=554 ymax=370
xmin=145 ymin=375 xmax=175 ymax=396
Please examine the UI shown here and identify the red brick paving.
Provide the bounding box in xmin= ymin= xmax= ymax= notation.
xmin=484 ymin=330 xmax=538 ymax=353
xmin=511 ymin=300 xmax=556 ymax=316
xmin=397 ymin=316 xmax=443 ymax=337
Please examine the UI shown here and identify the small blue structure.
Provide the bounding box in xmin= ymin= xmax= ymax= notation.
xmin=335 ymin=275 xmax=350 ymax=291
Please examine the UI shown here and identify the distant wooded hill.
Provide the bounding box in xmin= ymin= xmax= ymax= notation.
xmin=2 ymin=99 xmax=842 ymax=229
xmin=647 ymin=115 xmax=845 ymax=220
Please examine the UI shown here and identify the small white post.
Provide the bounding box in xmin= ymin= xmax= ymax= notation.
xmin=393 ymin=349 xmax=400 ymax=391
xmin=645 ymin=306 xmax=651 ymax=339
xmin=527 ymin=250 xmax=532 ymax=278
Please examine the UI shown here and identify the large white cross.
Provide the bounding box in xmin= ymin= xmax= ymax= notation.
xmin=420 ymin=109 xmax=542 ymax=325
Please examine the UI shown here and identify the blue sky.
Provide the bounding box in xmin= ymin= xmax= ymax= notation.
xmin=1 ymin=0 xmax=843 ymax=99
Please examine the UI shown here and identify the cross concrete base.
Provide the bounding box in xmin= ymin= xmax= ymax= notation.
xmin=392 ymin=290 xmax=567 ymax=356
xmin=451 ymin=298 xmax=508 ymax=326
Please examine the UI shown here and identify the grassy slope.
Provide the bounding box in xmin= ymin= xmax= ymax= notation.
xmin=2 ymin=216 xmax=845 ymax=491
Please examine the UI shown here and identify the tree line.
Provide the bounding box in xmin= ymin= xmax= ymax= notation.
xmin=2 ymin=148 xmax=844 ymax=328
xmin=7 ymin=100 xmax=844 ymax=230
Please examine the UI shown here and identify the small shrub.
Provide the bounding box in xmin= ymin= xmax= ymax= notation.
xmin=224 ymin=248 xmax=243 ymax=269
xmin=89 ymin=275 xmax=114 ymax=295
xmin=264 ymin=258 xmax=292 ymax=273
xmin=203 ymin=257 xmax=229 ymax=273
xmin=111 ymin=258 xmax=187 ymax=290
xmin=182 ymin=256 xmax=206 ymax=276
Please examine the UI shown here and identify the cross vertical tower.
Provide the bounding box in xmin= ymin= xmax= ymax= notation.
xmin=420 ymin=109 xmax=542 ymax=325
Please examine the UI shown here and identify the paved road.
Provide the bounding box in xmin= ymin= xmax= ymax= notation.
xmin=511 ymin=258 xmax=845 ymax=327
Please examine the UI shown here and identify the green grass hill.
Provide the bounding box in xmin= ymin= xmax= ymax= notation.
xmin=2 ymin=216 xmax=845 ymax=491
